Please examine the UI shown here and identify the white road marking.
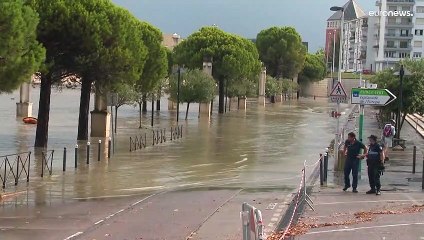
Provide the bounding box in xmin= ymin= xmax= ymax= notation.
xmin=271 ymin=217 xmax=279 ymax=222
xmin=63 ymin=232 xmax=83 ymax=240
xmin=276 ymin=208 xmax=284 ymax=213
xmin=94 ymin=220 xmax=104 ymax=225
xmin=268 ymin=223 xmax=275 ymax=227
xmin=306 ymin=222 xmax=424 ymax=235
xmin=273 ymin=213 xmax=281 ymax=217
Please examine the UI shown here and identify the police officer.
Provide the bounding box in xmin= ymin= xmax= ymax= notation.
xmin=365 ymin=135 xmax=385 ymax=195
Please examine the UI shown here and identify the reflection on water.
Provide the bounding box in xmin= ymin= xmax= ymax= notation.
xmin=0 ymin=88 xmax=351 ymax=204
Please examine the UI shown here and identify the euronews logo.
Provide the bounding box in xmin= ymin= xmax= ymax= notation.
xmin=369 ymin=10 xmax=414 ymax=17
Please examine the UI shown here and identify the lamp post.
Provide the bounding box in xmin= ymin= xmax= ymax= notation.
xmin=332 ymin=30 xmax=336 ymax=75
xmin=177 ymin=67 xmax=181 ymax=122
xmin=397 ymin=65 xmax=405 ymax=139
xmin=330 ymin=5 xmax=345 ymax=163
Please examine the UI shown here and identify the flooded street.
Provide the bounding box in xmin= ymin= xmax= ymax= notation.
xmin=0 ymin=88 xmax=354 ymax=240
xmin=0 ymin=88 xmax=352 ymax=201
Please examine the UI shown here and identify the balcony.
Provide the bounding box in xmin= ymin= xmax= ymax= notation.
xmin=384 ymin=45 xmax=412 ymax=51
xmin=386 ymin=22 xmax=413 ymax=28
xmin=387 ymin=0 xmax=414 ymax=5
xmin=385 ymin=33 xmax=413 ymax=39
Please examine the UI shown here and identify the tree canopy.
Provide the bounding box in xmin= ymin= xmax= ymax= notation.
xmin=298 ymin=52 xmax=327 ymax=84
xmin=265 ymin=76 xmax=281 ymax=97
xmin=174 ymin=27 xmax=261 ymax=113
xmin=0 ymin=0 xmax=45 ymax=92
xmin=169 ymin=69 xmax=216 ymax=119
xmin=371 ymin=59 xmax=424 ymax=136
xmin=256 ymin=27 xmax=306 ymax=79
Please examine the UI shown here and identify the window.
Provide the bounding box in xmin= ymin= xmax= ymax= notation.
xmin=417 ymin=6 xmax=424 ymax=13
xmin=400 ymin=41 xmax=409 ymax=48
xmin=402 ymin=6 xmax=411 ymax=11
xmin=414 ymin=40 xmax=423 ymax=47
xmin=413 ymin=52 xmax=422 ymax=58
xmin=416 ymin=18 xmax=424 ymax=25
xmin=400 ymin=29 xmax=410 ymax=36
xmin=388 ymin=17 xmax=397 ymax=24
xmin=388 ymin=28 xmax=396 ymax=36
xmin=387 ymin=40 xmax=395 ymax=47
xmin=415 ymin=29 xmax=424 ymax=36
xmin=385 ymin=51 xmax=395 ymax=58
xmin=399 ymin=52 xmax=410 ymax=58
xmin=401 ymin=18 xmax=412 ymax=24
xmin=389 ymin=6 xmax=397 ymax=11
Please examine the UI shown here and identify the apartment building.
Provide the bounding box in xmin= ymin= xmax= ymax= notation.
xmin=372 ymin=0 xmax=415 ymax=71
xmin=325 ymin=0 xmax=367 ymax=72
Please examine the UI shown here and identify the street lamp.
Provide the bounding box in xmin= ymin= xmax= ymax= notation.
xmin=393 ymin=65 xmax=410 ymax=139
xmin=330 ymin=5 xmax=345 ymax=163
xmin=177 ymin=66 xmax=181 ymax=122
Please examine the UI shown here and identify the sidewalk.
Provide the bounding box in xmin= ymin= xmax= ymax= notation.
xmin=294 ymin=108 xmax=424 ymax=240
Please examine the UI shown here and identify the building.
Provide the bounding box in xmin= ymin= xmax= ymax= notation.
xmin=162 ymin=33 xmax=181 ymax=49
xmin=371 ymin=0 xmax=415 ymax=71
xmin=326 ymin=0 xmax=367 ymax=72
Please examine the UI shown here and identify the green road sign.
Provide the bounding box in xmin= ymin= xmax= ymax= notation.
xmin=351 ymin=88 xmax=397 ymax=106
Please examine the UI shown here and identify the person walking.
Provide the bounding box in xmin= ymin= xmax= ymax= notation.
xmin=365 ymin=135 xmax=385 ymax=195
xmin=382 ymin=119 xmax=396 ymax=161
xmin=343 ymin=132 xmax=368 ymax=193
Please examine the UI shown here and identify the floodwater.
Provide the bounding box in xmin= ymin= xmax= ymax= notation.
xmin=0 ymin=88 xmax=351 ymax=203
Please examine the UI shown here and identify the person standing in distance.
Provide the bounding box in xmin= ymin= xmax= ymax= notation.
xmin=382 ymin=119 xmax=396 ymax=162
xmin=364 ymin=135 xmax=385 ymax=195
xmin=343 ymin=132 xmax=368 ymax=193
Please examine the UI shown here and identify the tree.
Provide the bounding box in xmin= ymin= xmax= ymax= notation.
xmin=265 ymin=76 xmax=281 ymax=103
xmin=75 ymin=2 xmax=148 ymax=140
xmin=371 ymin=59 xmax=424 ymax=137
xmin=0 ymin=0 xmax=45 ymax=93
xmin=134 ymin=22 xmax=168 ymax=117
xmin=169 ymin=69 xmax=215 ymax=119
xmin=256 ymin=27 xmax=307 ymax=79
xmin=111 ymin=84 xmax=137 ymax=133
xmin=281 ymin=79 xmax=298 ymax=98
xmin=30 ymin=0 xmax=148 ymax=146
xmin=298 ymin=53 xmax=327 ymax=84
xmin=174 ymin=27 xmax=261 ymax=114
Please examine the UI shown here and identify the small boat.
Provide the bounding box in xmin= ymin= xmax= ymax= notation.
xmin=23 ymin=117 xmax=37 ymax=124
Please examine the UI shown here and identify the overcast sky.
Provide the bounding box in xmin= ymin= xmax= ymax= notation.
xmin=112 ymin=0 xmax=375 ymax=52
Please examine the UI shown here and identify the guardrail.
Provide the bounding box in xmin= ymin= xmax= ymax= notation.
xmin=129 ymin=125 xmax=184 ymax=152
xmin=41 ymin=150 xmax=54 ymax=177
xmin=0 ymin=152 xmax=31 ymax=189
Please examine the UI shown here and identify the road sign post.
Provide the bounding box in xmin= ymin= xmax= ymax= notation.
xmin=330 ymin=82 xmax=347 ymax=164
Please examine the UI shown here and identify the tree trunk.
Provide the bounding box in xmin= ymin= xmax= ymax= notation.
xmin=185 ymin=102 xmax=190 ymax=120
xmin=77 ymin=78 xmax=92 ymax=140
xmin=34 ymin=73 xmax=52 ymax=148
xmin=271 ymin=96 xmax=276 ymax=103
xmin=151 ymin=98 xmax=154 ymax=127
xmin=114 ymin=106 xmax=118 ymax=134
xmin=218 ymin=78 xmax=225 ymax=114
xmin=156 ymin=99 xmax=160 ymax=111
xmin=142 ymin=94 xmax=147 ymax=113
xmin=138 ymin=102 xmax=142 ymax=129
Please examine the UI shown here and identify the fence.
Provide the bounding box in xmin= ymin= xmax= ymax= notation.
xmin=0 ymin=152 xmax=31 ymax=189
xmin=242 ymin=202 xmax=264 ymax=240
xmin=276 ymin=153 xmax=327 ymax=240
xmin=130 ymin=125 xmax=183 ymax=152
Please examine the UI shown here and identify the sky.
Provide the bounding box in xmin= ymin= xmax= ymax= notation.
xmin=111 ymin=0 xmax=375 ymax=52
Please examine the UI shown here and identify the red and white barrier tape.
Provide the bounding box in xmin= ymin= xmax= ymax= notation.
xmin=278 ymin=168 xmax=305 ymax=240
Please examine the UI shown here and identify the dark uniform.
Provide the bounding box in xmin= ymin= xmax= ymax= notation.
xmin=367 ymin=143 xmax=383 ymax=191
xmin=344 ymin=139 xmax=366 ymax=190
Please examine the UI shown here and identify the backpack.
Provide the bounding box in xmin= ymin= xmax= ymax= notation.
xmin=383 ymin=124 xmax=393 ymax=137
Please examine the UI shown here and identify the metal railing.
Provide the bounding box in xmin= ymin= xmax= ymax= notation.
xmin=0 ymin=152 xmax=31 ymax=189
xmin=277 ymin=155 xmax=325 ymax=240
xmin=129 ymin=125 xmax=184 ymax=152
xmin=41 ymin=150 xmax=54 ymax=177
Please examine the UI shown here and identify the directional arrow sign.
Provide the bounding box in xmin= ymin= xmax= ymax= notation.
xmin=351 ymin=88 xmax=397 ymax=106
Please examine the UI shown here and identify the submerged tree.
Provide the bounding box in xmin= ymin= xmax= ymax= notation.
xmin=174 ymin=27 xmax=261 ymax=114
xmin=169 ymin=69 xmax=215 ymax=119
